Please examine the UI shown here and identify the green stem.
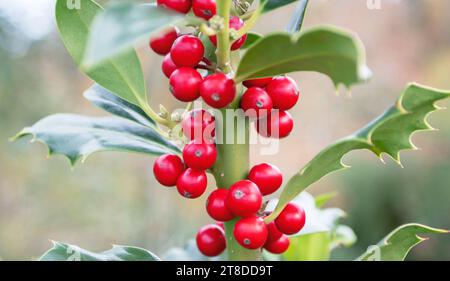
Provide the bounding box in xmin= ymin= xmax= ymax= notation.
xmin=212 ymin=111 xmax=262 ymax=261
xmin=213 ymin=1 xmax=262 ymax=261
xmin=216 ymin=0 xmax=232 ymax=73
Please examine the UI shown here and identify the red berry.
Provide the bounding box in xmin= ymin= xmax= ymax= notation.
xmin=157 ymin=0 xmax=191 ymax=14
xmin=196 ymin=224 xmax=226 ymax=257
xmin=248 ymin=163 xmax=283 ymax=196
xmin=162 ymin=54 xmax=178 ymax=78
xmin=256 ymin=110 xmax=294 ymax=139
xmin=266 ymin=76 xmax=300 ymax=110
xmin=153 ymin=154 xmax=185 ymax=187
xmin=169 ymin=67 xmax=203 ymax=102
xmin=206 ymin=189 xmax=235 ymax=222
xmin=149 ymin=27 xmax=178 ymax=55
xmin=275 ymin=203 xmax=306 ymax=235
xmin=183 ymin=141 xmax=217 ymax=170
xmin=182 ymin=109 xmax=215 ymax=143
xmin=210 ymin=16 xmax=247 ymax=50
xmin=240 ymin=87 xmax=273 ymax=119
xmin=243 ymin=77 xmax=273 ymax=88
xmin=233 ymin=216 xmax=268 ymax=249
xmin=226 ymin=180 xmax=262 ymax=217
xmin=200 ymin=73 xmax=236 ymax=108
xmin=170 ymin=35 xmax=204 ymax=67
xmin=266 ymin=221 xmax=283 ymax=244
xmin=192 ymin=0 xmax=216 ymax=20
xmin=264 ymin=234 xmax=290 ymax=254
xmin=176 ymin=168 xmax=207 ymax=199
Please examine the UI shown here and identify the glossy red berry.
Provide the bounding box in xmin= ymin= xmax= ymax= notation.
xmin=157 ymin=0 xmax=191 ymax=14
xmin=153 ymin=154 xmax=185 ymax=187
xmin=200 ymin=73 xmax=236 ymax=108
xmin=162 ymin=54 xmax=178 ymax=78
xmin=256 ymin=110 xmax=294 ymax=139
xmin=264 ymin=234 xmax=290 ymax=254
xmin=248 ymin=163 xmax=283 ymax=196
xmin=182 ymin=109 xmax=215 ymax=143
xmin=169 ymin=67 xmax=203 ymax=102
xmin=206 ymin=189 xmax=235 ymax=222
xmin=210 ymin=16 xmax=247 ymax=50
xmin=275 ymin=203 xmax=306 ymax=235
xmin=266 ymin=221 xmax=283 ymax=244
xmin=170 ymin=35 xmax=204 ymax=67
xmin=233 ymin=216 xmax=268 ymax=249
xmin=150 ymin=27 xmax=178 ymax=55
xmin=243 ymin=77 xmax=273 ymax=88
xmin=176 ymin=168 xmax=207 ymax=199
xmin=240 ymin=87 xmax=273 ymax=119
xmin=192 ymin=0 xmax=216 ymax=20
xmin=226 ymin=180 xmax=262 ymax=217
xmin=266 ymin=76 xmax=300 ymax=111
xmin=196 ymin=224 xmax=226 ymax=257
xmin=183 ymin=141 xmax=217 ymax=170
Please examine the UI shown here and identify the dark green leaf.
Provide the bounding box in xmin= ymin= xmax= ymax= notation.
xmin=40 ymin=241 xmax=160 ymax=261
xmin=262 ymin=0 xmax=299 ymax=13
xmin=55 ymin=0 xmax=148 ymax=108
xmin=235 ymin=26 xmax=371 ymax=87
xmin=286 ymin=0 xmax=309 ymax=33
xmin=13 ymin=114 xmax=180 ymax=165
xmin=241 ymin=32 xmax=262 ymax=50
xmin=356 ymin=224 xmax=449 ymax=261
xmin=266 ymin=84 xmax=450 ymax=222
xmin=84 ymin=84 xmax=155 ymax=127
xmin=84 ymin=3 xmax=187 ymax=66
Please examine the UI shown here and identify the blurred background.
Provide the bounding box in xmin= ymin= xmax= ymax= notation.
xmin=1 ymin=0 xmax=449 ymax=260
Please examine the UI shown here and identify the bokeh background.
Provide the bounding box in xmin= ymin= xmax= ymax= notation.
xmin=1 ymin=0 xmax=449 ymax=260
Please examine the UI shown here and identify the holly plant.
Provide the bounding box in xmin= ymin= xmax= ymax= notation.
xmin=14 ymin=0 xmax=450 ymax=261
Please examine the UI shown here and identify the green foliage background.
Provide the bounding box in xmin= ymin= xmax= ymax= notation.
xmin=0 ymin=0 xmax=449 ymax=260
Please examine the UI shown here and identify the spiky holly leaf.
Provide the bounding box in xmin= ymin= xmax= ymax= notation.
xmin=266 ymin=83 xmax=450 ymax=222
xmin=84 ymin=84 xmax=156 ymax=128
xmin=83 ymin=3 xmax=189 ymax=66
xmin=235 ymin=26 xmax=371 ymax=87
xmin=40 ymin=241 xmax=160 ymax=261
xmin=55 ymin=0 xmax=148 ymax=108
xmin=12 ymin=114 xmax=180 ymax=166
xmin=286 ymin=0 xmax=309 ymax=33
xmin=261 ymin=0 xmax=299 ymax=13
xmin=356 ymin=224 xmax=449 ymax=261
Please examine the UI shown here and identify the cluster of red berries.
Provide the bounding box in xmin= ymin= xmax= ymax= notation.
xmin=196 ymin=165 xmax=306 ymax=257
xmin=153 ymin=110 xmax=216 ymax=198
xmin=150 ymin=0 xmax=305 ymax=258
xmin=242 ymin=76 xmax=299 ymax=139
xmin=151 ymin=0 xmax=247 ymax=107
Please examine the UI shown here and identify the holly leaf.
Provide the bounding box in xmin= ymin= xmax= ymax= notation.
xmin=261 ymin=0 xmax=299 ymax=13
xmin=356 ymin=224 xmax=449 ymax=261
xmin=266 ymin=83 xmax=450 ymax=222
xmin=241 ymin=32 xmax=262 ymax=50
xmin=286 ymin=0 xmax=309 ymax=33
xmin=83 ymin=3 xmax=188 ymax=66
xmin=235 ymin=26 xmax=371 ymax=87
xmin=12 ymin=114 xmax=180 ymax=166
xmin=40 ymin=241 xmax=160 ymax=261
xmin=84 ymin=84 xmax=156 ymax=128
xmin=55 ymin=0 xmax=148 ymax=108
